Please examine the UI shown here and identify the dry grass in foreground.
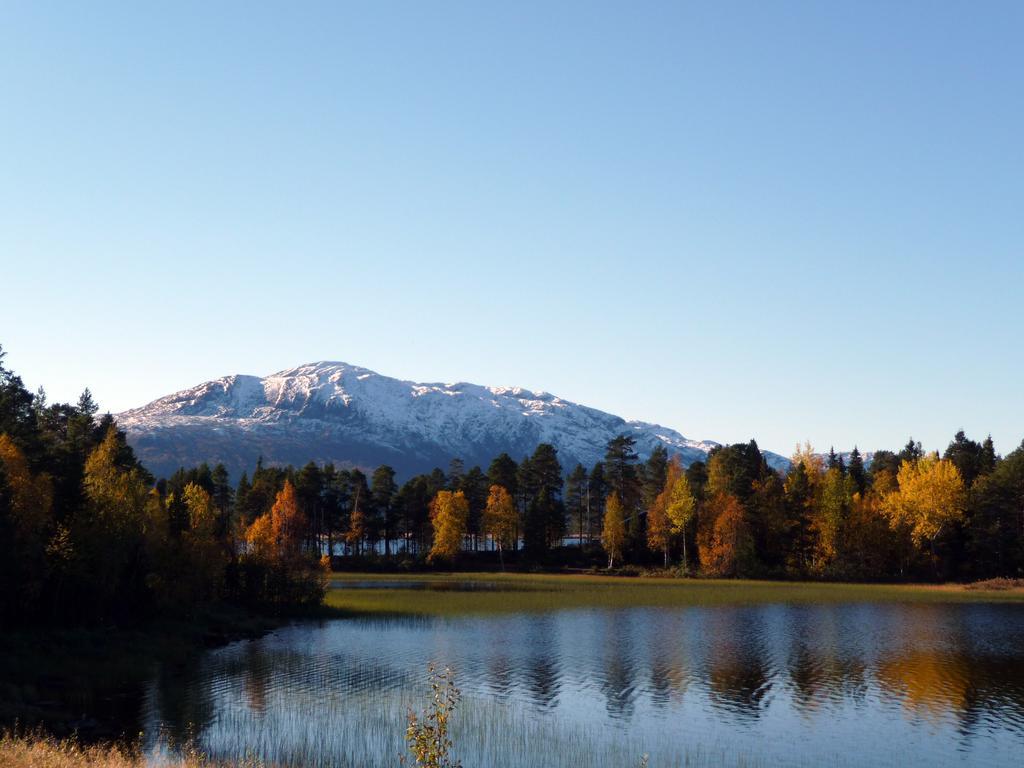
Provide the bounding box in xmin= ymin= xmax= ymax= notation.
xmin=0 ymin=733 xmax=261 ymax=768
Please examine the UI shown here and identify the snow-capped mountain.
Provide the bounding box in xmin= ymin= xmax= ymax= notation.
xmin=116 ymin=361 xmax=790 ymax=480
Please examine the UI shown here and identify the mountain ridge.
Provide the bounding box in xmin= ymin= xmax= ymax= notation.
xmin=115 ymin=361 xmax=790 ymax=480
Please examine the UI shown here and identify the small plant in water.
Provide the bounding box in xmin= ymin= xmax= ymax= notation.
xmin=401 ymin=663 xmax=462 ymax=768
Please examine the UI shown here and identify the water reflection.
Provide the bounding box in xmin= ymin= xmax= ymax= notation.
xmin=77 ymin=603 xmax=1024 ymax=766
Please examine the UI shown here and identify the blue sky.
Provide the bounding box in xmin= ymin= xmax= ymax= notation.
xmin=1 ymin=1 xmax=1022 ymax=458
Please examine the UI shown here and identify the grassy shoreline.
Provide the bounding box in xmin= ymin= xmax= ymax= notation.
xmin=326 ymin=571 xmax=1024 ymax=617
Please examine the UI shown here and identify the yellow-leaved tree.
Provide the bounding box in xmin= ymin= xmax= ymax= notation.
xmin=182 ymin=482 xmax=225 ymax=603
xmin=602 ymin=491 xmax=626 ymax=569
xmin=882 ymin=454 xmax=965 ymax=567
xmin=0 ymin=434 xmax=54 ymax=607
xmin=648 ymin=457 xmax=683 ymax=568
xmin=483 ymin=484 xmax=517 ymax=570
xmin=82 ymin=426 xmax=150 ymax=610
xmin=665 ymin=464 xmax=696 ymax=573
xmin=429 ymin=490 xmax=469 ymax=564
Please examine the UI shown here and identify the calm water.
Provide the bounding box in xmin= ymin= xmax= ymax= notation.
xmin=124 ymin=598 xmax=1024 ymax=767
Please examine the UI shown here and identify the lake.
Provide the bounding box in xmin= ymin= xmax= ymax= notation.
xmin=127 ymin=589 xmax=1024 ymax=767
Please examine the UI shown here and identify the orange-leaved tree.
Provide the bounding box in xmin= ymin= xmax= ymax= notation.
xmin=429 ymin=490 xmax=469 ymax=564
xmin=699 ymin=493 xmax=754 ymax=577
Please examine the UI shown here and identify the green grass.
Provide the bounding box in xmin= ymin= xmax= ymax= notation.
xmin=325 ymin=571 xmax=1024 ymax=617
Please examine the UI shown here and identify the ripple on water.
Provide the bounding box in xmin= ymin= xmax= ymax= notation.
xmin=133 ymin=601 xmax=1024 ymax=768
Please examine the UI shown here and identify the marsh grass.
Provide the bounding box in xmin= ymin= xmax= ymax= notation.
xmin=0 ymin=731 xmax=263 ymax=767
xmin=326 ymin=572 xmax=1024 ymax=617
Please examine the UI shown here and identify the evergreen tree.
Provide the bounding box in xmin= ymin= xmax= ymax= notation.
xmin=898 ymin=438 xmax=923 ymax=465
xmin=487 ymin=453 xmax=518 ymax=500
xmin=979 ymin=435 xmax=997 ymax=476
xmin=447 ymin=458 xmax=465 ymax=490
xmin=588 ymin=461 xmax=607 ymax=541
xmin=459 ymin=466 xmax=489 ymax=550
xmin=565 ymin=463 xmax=589 ymax=545
xmin=827 ymin=447 xmax=840 ymax=471
xmin=848 ymin=446 xmax=866 ymax=495
xmin=371 ymin=465 xmax=398 ymax=555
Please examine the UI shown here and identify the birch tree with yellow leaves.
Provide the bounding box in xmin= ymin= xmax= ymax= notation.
xmin=429 ymin=490 xmax=469 ymax=563
xmin=882 ymin=454 xmax=966 ymax=569
xmin=483 ymin=484 xmax=517 ymax=570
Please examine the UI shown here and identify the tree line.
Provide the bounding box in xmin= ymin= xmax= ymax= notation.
xmin=224 ymin=426 xmax=1023 ymax=583
xmin=0 ymin=347 xmax=326 ymax=627
xmin=4 ymin=344 xmax=1024 ymax=630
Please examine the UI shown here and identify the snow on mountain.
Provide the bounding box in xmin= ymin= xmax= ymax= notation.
xmin=116 ymin=361 xmax=790 ymax=480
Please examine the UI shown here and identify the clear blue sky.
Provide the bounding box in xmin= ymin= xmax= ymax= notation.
xmin=2 ymin=2 xmax=1022 ymax=458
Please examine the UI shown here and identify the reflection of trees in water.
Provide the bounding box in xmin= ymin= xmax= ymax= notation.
xmin=646 ymin=611 xmax=690 ymax=709
xmin=705 ymin=610 xmax=770 ymax=719
xmin=876 ymin=649 xmax=1024 ymax=736
xmin=524 ymin=614 xmax=560 ymax=709
xmin=785 ymin=607 xmax=868 ymax=713
xmin=151 ymin=651 xmax=217 ymax=741
xmin=599 ymin=610 xmax=639 ymax=720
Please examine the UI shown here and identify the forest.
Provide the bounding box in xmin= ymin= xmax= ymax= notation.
xmin=2 ymin=344 xmax=1023 ymax=630
xmin=0 ymin=347 xmax=326 ymax=627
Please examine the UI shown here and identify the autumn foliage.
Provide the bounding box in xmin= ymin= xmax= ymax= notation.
xmin=428 ymin=490 xmax=469 ymax=563
xmin=242 ymin=480 xmax=327 ymax=607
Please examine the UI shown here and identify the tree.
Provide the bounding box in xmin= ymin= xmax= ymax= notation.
xmin=848 ymin=447 xmax=866 ymax=495
xmin=968 ymin=441 xmax=1024 ymax=577
xmin=588 ymin=462 xmax=607 ymax=543
xmin=882 ymin=455 xmax=966 ymax=571
xmin=242 ymin=479 xmax=325 ymax=606
xmin=346 ymin=472 xmax=367 ymax=555
xmin=601 ymin=492 xmax=626 ymax=569
xmin=487 ymin=454 xmax=518 ymax=501
xmin=812 ymin=467 xmax=853 ymax=576
xmin=182 ymin=481 xmax=225 ymax=604
xmin=604 ymin=436 xmax=641 ymax=550
xmin=647 ymin=456 xmax=682 ymax=568
xmin=459 ymin=466 xmax=489 ymax=550
xmin=705 ymin=440 xmax=766 ymax=502
xmin=483 ymin=485 xmax=517 ymax=569
xmin=371 ymin=465 xmax=398 ymax=555
xmin=700 ymin=493 xmax=755 ymax=577
xmin=429 ymin=490 xmax=469 ymax=564
xmin=519 ymin=444 xmax=564 ymax=553
xmin=270 ymin=479 xmax=307 ymax=561
xmin=0 ymin=434 xmax=53 ymax=613
xmin=898 ymin=438 xmax=923 ymax=465
xmin=664 ymin=463 xmax=696 ymax=572
xmin=565 ymin=464 xmax=589 ymax=546
xmin=646 ymin=486 xmax=671 ymax=569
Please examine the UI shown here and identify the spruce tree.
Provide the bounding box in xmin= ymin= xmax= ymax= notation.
xmin=848 ymin=447 xmax=866 ymax=495
xmin=565 ymin=464 xmax=589 ymax=545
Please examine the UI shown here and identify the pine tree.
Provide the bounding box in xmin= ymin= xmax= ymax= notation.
xmin=487 ymin=453 xmax=518 ymax=500
xmin=588 ymin=462 xmax=607 ymax=542
xmin=979 ymin=436 xmax=997 ymax=476
xmin=371 ymin=465 xmax=398 ymax=555
xmin=848 ymin=447 xmax=866 ymax=495
xmin=565 ymin=464 xmax=589 ymax=546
